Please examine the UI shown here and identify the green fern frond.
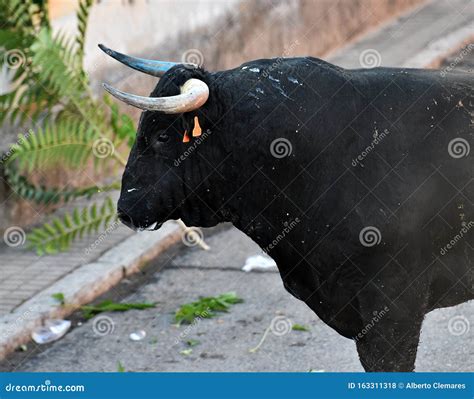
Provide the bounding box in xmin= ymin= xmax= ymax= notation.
xmin=25 ymin=27 xmax=103 ymax=128
xmin=76 ymin=0 xmax=93 ymax=73
xmin=0 ymin=0 xmax=50 ymax=124
xmin=0 ymin=0 xmax=48 ymax=32
xmin=27 ymin=196 xmax=118 ymax=254
xmin=30 ymin=29 xmax=82 ymax=94
xmin=6 ymin=119 xmax=99 ymax=173
xmin=4 ymin=165 xmax=120 ymax=204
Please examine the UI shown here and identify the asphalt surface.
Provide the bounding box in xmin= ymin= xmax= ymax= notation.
xmin=2 ymin=225 xmax=472 ymax=372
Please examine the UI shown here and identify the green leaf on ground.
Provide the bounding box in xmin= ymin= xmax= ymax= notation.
xmin=186 ymin=339 xmax=200 ymax=347
xmin=180 ymin=349 xmax=193 ymax=356
xmin=174 ymin=292 xmax=243 ymax=325
xmin=51 ymin=292 xmax=65 ymax=306
xmin=117 ymin=361 xmax=125 ymax=372
xmin=17 ymin=344 xmax=28 ymax=352
xmin=292 ymin=324 xmax=310 ymax=332
xmin=81 ymin=300 xmax=156 ymax=319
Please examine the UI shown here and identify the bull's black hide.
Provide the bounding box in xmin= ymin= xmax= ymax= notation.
xmin=116 ymin=57 xmax=473 ymax=371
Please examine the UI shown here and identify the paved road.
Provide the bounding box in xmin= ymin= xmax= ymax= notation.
xmin=329 ymin=0 xmax=474 ymax=68
xmin=3 ymin=225 xmax=472 ymax=372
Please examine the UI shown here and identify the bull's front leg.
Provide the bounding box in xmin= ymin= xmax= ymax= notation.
xmin=354 ymin=279 xmax=428 ymax=372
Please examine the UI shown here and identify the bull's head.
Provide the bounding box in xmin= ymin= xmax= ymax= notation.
xmin=100 ymin=45 xmax=233 ymax=231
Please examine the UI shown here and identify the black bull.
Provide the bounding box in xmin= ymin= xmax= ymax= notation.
xmin=115 ymin=57 xmax=473 ymax=371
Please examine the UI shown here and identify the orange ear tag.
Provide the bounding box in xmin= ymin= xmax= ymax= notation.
xmin=192 ymin=116 xmax=202 ymax=137
xmin=182 ymin=130 xmax=190 ymax=143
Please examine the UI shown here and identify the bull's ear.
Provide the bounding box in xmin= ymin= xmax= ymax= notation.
xmin=181 ymin=114 xmax=194 ymax=135
xmin=191 ymin=116 xmax=202 ymax=137
xmin=181 ymin=114 xmax=202 ymax=137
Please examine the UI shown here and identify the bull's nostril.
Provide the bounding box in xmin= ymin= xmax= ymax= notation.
xmin=117 ymin=209 xmax=133 ymax=228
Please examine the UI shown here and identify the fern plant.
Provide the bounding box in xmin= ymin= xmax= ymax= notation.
xmin=28 ymin=197 xmax=117 ymax=255
xmin=1 ymin=0 xmax=136 ymax=254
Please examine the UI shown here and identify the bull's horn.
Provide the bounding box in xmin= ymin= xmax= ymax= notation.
xmin=99 ymin=44 xmax=193 ymax=77
xmin=102 ymin=78 xmax=209 ymax=114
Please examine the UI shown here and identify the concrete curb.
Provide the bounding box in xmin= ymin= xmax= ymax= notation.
xmin=0 ymin=221 xmax=182 ymax=360
xmin=403 ymin=25 xmax=474 ymax=68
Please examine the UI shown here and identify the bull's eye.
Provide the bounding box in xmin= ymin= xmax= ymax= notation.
xmin=157 ymin=133 xmax=169 ymax=143
xmin=150 ymin=132 xmax=170 ymax=154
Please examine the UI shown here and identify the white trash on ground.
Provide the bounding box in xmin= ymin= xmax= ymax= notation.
xmin=242 ymin=255 xmax=277 ymax=272
xmin=129 ymin=330 xmax=147 ymax=341
xmin=31 ymin=319 xmax=71 ymax=344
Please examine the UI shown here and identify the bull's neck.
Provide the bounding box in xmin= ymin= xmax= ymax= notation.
xmin=224 ymin=177 xmax=307 ymax=265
